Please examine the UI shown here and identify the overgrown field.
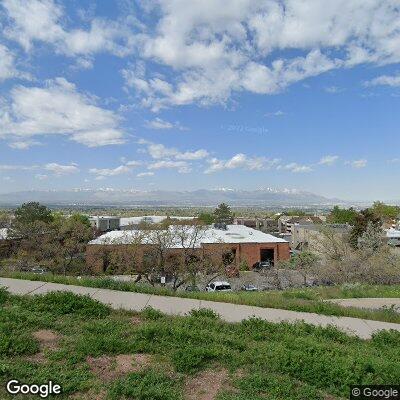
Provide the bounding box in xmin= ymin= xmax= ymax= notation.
xmin=1 ymin=287 xmax=400 ymax=399
xmin=2 ymin=272 xmax=400 ymax=324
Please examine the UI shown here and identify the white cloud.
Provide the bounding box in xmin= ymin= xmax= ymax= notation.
xmin=144 ymin=117 xmax=188 ymax=130
xmin=138 ymin=140 xmax=209 ymax=160
xmin=319 ymin=155 xmax=339 ymax=166
xmin=8 ymin=140 xmax=41 ymax=150
xmin=147 ymin=160 xmax=191 ymax=173
xmin=121 ymin=0 xmax=400 ymax=109
xmin=2 ymin=0 xmax=136 ymax=57
xmin=280 ymin=163 xmax=313 ymax=173
xmin=44 ymin=163 xmax=79 ymax=175
xmin=205 ymin=153 xmax=266 ymax=174
xmin=0 ymin=44 xmax=20 ymax=81
xmin=35 ymin=174 xmax=48 ymax=180
xmin=0 ymin=77 xmax=125 ymax=147
xmin=364 ymin=74 xmax=400 ymax=87
xmin=265 ymin=110 xmax=285 ymax=117
xmin=345 ymin=159 xmax=367 ymax=169
xmin=137 ymin=171 xmax=154 ymax=177
xmin=89 ymin=165 xmax=132 ymax=177
xmin=324 ymin=86 xmax=345 ymax=94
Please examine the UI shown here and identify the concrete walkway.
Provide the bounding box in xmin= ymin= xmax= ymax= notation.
xmin=1 ymin=277 xmax=400 ymax=340
xmin=327 ymin=298 xmax=400 ymax=312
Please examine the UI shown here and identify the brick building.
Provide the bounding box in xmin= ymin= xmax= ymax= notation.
xmin=86 ymin=224 xmax=290 ymax=273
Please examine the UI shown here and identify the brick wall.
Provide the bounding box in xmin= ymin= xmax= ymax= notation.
xmin=86 ymin=241 xmax=290 ymax=273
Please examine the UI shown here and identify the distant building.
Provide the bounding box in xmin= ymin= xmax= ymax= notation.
xmin=86 ymin=224 xmax=290 ymax=273
xmin=234 ymin=217 xmax=278 ymax=234
xmin=291 ymin=223 xmax=351 ymax=251
xmin=278 ymin=216 xmax=323 ymax=234
xmin=386 ymin=228 xmax=400 ymax=247
xmin=89 ymin=216 xmax=121 ymax=232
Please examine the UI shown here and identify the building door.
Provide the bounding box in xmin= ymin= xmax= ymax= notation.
xmin=260 ymin=248 xmax=274 ymax=262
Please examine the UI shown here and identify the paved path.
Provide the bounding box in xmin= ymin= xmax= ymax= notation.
xmin=327 ymin=298 xmax=400 ymax=312
xmin=1 ymin=277 xmax=400 ymax=339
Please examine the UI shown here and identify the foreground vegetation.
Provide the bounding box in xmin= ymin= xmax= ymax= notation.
xmin=1 ymin=287 xmax=399 ymax=399
xmin=2 ymin=271 xmax=400 ymax=324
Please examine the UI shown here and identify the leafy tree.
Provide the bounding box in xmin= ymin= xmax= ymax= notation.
xmin=371 ymin=201 xmax=400 ymax=220
xmin=213 ymin=203 xmax=234 ymax=224
xmin=14 ymin=202 xmax=53 ymax=225
xmin=69 ymin=213 xmax=91 ymax=228
xmin=198 ymin=212 xmax=214 ymax=225
xmin=358 ymin=221 xmax=384 ymax=254
xmin=349 ymin=209 xmax=382 ymax=248
xmin=327 ymin=206 xmax=358 ymax=224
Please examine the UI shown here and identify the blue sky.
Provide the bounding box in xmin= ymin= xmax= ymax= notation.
xmin=0 ymin=0 xmax=399 ymax=201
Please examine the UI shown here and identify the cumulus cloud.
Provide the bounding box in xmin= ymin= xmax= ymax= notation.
xmin=122 ymin=0 xmax=400 ymax=110
xmin=144 ymin=117 xmax=187 ymax=131
xmin=138 ymin=140 xmax=209 ymax=160
xmin=1 ymin=0 xmax=136 ymax=57
xmin=89 ymin=165 xmax=131 ymax=177
xmin=205 ymin=153 xmax=267 ymax=174
xmin=0 ymin=77 xmax=125 ymax=147
xmin=319 ymin=155 xmax=339 ymax=166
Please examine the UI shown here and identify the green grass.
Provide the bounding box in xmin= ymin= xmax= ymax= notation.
xmin=0 ymin=289 xmax=400 ymax=399
xmin=1 ymin=271 xmax=400 ymax=324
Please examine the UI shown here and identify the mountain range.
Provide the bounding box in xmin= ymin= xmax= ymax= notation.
xmin=0 ymin=188 xmax=345 ymax=207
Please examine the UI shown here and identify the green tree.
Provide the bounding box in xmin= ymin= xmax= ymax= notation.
xmin=213 ymin=203 xmax=234 ymax=224
xmin=14 ymin=202 xmax=53 ymax=225
xmin=349 ymin=209 xmax=382 ymax=248
xmin=371 ymin=201 xmax=400 ymax=220
xmin=198 ymin=212 xmax=215 ymax=225
xmin=327 ymin=206 xmax=358 ymax=224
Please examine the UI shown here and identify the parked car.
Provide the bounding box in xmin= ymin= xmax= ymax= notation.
xmin=205 ymin=281 xmax=232 ymax=292
xmin=241 ymin=284 xmax=259 ymax=291
xmin=253 ymin=261 xmax=273 ymax=271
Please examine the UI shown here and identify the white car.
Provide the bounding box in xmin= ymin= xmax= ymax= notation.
xmin=205 ymin=281 xmax=232 ymax=292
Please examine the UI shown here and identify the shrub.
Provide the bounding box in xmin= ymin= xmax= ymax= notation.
xmin=142 ymin=307 xmax=165 ymax=321
xmin=30 ymin=291 xmax=110 ymax=318
xmin=189 ymin=308 xmax=220 ymax=320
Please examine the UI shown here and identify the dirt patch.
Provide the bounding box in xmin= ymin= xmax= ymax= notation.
xmin=184 ymin=368 xmax=229 ymax=400
xmin=131 ymin=316 xmax=142 ymax=325
xmin=27 ymin=330 xmax=61 ymax=364
xmin=33 ymin=330 xmax=60 ymax=350
xmin=87 ymin=353 xmax=152 ymax=381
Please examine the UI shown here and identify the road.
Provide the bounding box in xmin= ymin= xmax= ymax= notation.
xmin=1 ymin=277 xmax=400 ymax=339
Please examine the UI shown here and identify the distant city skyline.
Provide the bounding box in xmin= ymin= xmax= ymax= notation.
xmin=0 ymin=1 xmax=399 ymax=201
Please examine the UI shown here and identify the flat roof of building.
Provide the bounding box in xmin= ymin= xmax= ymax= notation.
xmin=89 ymin=224 xmax=288 ymax=247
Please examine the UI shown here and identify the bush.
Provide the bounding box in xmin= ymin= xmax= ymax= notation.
xmin=30 ymin=291 xmax=110 ymax=318
xmin=189 ymin=308 xmax=220 ymax=320
xmin=142 ymin=307 xmax=165 ymax=321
